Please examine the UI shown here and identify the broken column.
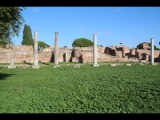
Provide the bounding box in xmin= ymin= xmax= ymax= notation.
xmin=8 ymin=58 xmax=16 ymax=68
xmin=150 ymin=38 xmax=154 ymax=64
xmin=32 ymin=31 xmax=39 ymax=68
xmin=53 ymin=32 xmax=59 ymax=68
xmin=93 ymin=34 xmax=99 ymax=67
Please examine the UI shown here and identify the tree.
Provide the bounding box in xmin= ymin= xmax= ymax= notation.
xmin=72 ymin=38 xmax=93 ymax=47
xmin=0 ymin=7 xmax=25 ymax=48
xmin=148 ymin=43 xmax=160 ymax=50
xmin=21 ymin=24 xmax=34 ymax=46
xmin=0 ymin=38 xmax=11 ymax=48
xmin=137 ymin=42 xmax=160 ymax=50
xmin=120 ymin=43 xmax=123 ymax=46
xmin=38 ymin=41 xmax=50 ymax=51
xmin=137 ymin=43 xmax=146 ymax=49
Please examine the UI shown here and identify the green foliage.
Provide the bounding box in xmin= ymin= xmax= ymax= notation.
xmin=0 ymin=7 xmax=25 ymax=47
xmin=0 ymin=65 xmax=160 ymax=113
xmin=0 ymin=38 xmax=12 ymax=48
xmin=137 ymin=42 xmax=160 ymax=50
xmin=72 ymin=38 xmax=93 ymax=47
xmin=21 ymin=24 xmax=34 ymax=46
xmin=38 ymin=41 xmax=50 ymax=51
xmin=136 ymin=43 xmax=143 ymax=49
xmin=148 ymin=43 xmax=160 ymax=50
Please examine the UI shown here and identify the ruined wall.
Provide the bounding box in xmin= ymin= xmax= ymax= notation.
xmin=71 ymin=47 xmax=139 ymax=63
xmin=0 ymin=44 xmax=160 ymax=63
xmin=0 ymin=51 xmax=10 ymax=63
xmin=0 ymin=50 xmax=33 ymax=63
xmin=57 ymin=48 xmax=72 ymax=62
xmin=39 ymin=51 xmax=52 ymax=62
xmin=104 ymin=47 xmax=116 ymax=56
xmin=74 ymin=46 xmax=106 ymax=53
xmin=142 ymin=42 xmax=150 ymax=49
xmin=79 ymin=50 xmax=93 ymax=63
xmin=72 ymin=49 xmax=111 ymax=63
xmin=11 ymin=45 xmax=33 ymax=51
xmin=104 ymin=45 xmax=130 ymax=58
xmin=116 ymin=51 xmax=122 ymax=58
xmin=0 ymin=45 xmax=34 ymax=63
xmin=130 ymin=49 xmax=136 ymax=56
xmin=123 ymin=46 xmax=130 ymax=57
xmin=0 ymin=45 xmax=73 ymax=63
xmin=0 ymin=48 xmax=5 ymax=51
xmin=97 ymin=46 xmax=106 ymax=53
xmin=115 ymin=46 xmax=131 ymax=58
xmin=136 ymin=49 xmax=160 ymax=61
xmin=39 ymin=47 xmax=72 ymax=63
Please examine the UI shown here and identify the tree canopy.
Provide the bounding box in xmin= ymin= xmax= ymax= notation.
xmin=0 ymin=7 xmax=25 ymax=47
xmin=72 ymin=38 xmax=93 ymax=47
xmin=137 ymin=42 xmax=160 ymax=50
xmin=21 ymin=24 xmax=33 ymax=46
xmin=38 ymin=41 xmax=50 ymax=51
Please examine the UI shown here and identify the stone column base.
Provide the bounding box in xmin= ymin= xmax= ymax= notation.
xmin=32 ymin=65 xmax=39 ymax=69
xmin=92 ymin=64 xmax=99 ymax=67
xmin=110 ymin=64 xmax=116 ymax=66
xmin=53 ymin=65 xmax=60 ymax=68
xmin=74 ymin=64 xmax=80 ymax=68
xmin=8 ymin=65 xmax=16 ymax=69
xmin=126 ymin=64 xmax=132 ymax=66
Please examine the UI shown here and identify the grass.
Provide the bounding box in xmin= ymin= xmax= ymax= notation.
xmin=0 ymin=64 xmax=160 ymax=113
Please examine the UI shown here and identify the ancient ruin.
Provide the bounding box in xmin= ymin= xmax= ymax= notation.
xmin=0 ymin=41 xmax=160 ymax=64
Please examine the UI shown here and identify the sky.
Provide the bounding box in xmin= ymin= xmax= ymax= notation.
xmin=12 ymin=7 xmax=160 ymax=49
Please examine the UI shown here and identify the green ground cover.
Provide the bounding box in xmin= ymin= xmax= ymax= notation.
xmin=0 ymin=64 xmax=160 ymax=113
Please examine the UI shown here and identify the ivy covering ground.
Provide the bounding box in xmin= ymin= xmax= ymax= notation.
xmin=0 ymin=64 xmax=160 ymax=113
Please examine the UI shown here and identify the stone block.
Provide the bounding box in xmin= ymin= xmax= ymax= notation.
xmin=110 ymin=64 xmax=116 ymax=66
xmin=140 ymin=60 xmax=146 ymax=63
xmin=74 ymin=64 xmax=80 ymax=68
xmin=92 ymin=64 xmax=99 ymax=67
xmin=53 ymin=65 xmax=60 ymax=68
xmin=8 ymin=65 xmax=16 ymax=69
xmin=151 ymin=63 xmax=157 ymax=65
xmin=126 ymin=64 xmax=131 ymax=66
xmin=32 ymin=65 xmax=39 ymax=69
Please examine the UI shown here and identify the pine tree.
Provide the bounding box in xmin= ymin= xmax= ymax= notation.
xmin=21 ymin=24 xmax=33 ymax=46
xmin=72 ymin=38 xmax=93 ymax=47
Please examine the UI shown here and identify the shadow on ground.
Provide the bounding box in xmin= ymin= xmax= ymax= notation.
xmin=0 ymin=73 xmax=15 ymax=80
xmin=41 ymin=62 xmax=51 ymax=65
xmin=25 ymin=63 xmax=32 ymax=65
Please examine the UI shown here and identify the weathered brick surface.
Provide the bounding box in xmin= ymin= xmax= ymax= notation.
xmin=0 ymin=50 xmax=33 ymax=63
